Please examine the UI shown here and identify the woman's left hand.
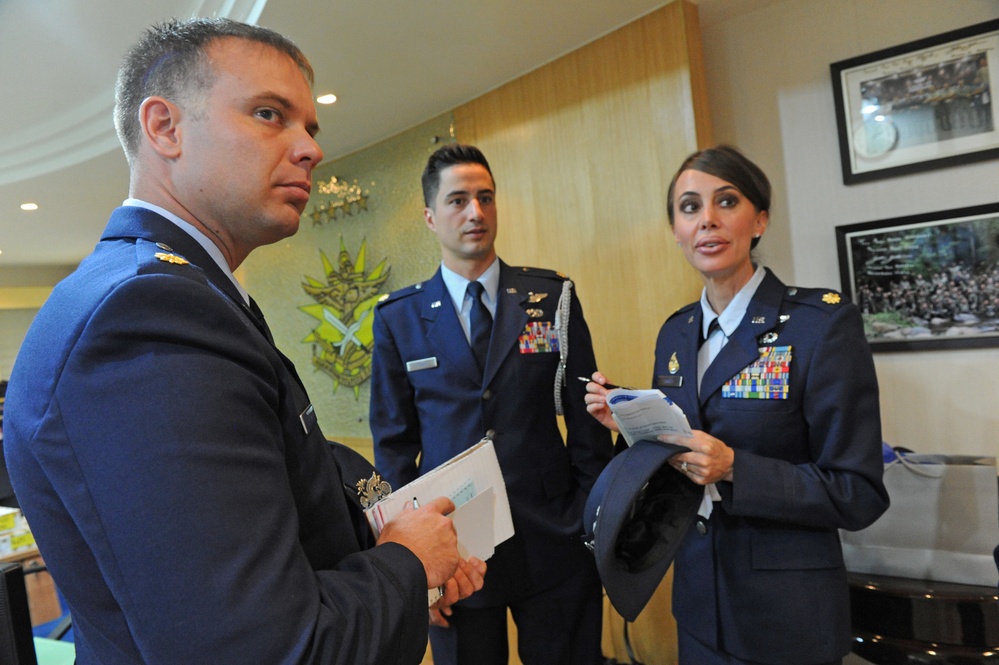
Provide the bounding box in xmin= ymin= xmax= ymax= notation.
xmin=660 ymin=430 xmax=735 ymax=485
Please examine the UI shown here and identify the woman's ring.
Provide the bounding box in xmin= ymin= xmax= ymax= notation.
xmin=680 ymin=461 xmax=688 ymax=473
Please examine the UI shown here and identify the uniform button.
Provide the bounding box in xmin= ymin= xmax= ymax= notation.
xmin=696 ymin=519 xmax=708 ymax=535
xmin=482 ymin=389 xmax=493 ymax=400
xmin=485 ymin=429 xmax=496 ymax=439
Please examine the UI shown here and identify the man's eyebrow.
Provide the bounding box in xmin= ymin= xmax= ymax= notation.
xmin=444 ymin=187 xmax=494 ymax=198
xmin=253 ymin=91 xmax=294 ymax=109
xmin=251 ymin=91 xmax=320 ymax=137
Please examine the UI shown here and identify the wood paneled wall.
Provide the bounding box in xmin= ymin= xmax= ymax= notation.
xmin=452 ymin=2 xmax=711 ymax=663
xmin=455 ymin=1 xmax=709 ymax=391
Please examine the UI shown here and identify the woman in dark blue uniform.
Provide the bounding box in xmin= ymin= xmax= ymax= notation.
xmin=586 ymin=146 xmax=889 ymax=664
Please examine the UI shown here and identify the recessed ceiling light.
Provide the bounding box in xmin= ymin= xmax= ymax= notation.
xmin=316 ymin=93 xmax=337 ymax=105
xmin=21 ymin=203 xmax=38 ymax=211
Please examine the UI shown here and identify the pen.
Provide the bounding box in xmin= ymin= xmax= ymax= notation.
xmin=412 ymin=497 xmax=420 ymax=508
xmin=577 ymin=376 xmax=620 ymax=390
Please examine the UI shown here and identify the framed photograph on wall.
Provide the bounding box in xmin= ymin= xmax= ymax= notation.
xmin=831 ymin=19 xmax=999 ymax=185
xmin=836 ymin=203 xmax=999 ymax=352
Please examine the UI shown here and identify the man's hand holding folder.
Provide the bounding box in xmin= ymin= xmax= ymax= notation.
xmin=367 ymin=439 xmax=512 ymax=625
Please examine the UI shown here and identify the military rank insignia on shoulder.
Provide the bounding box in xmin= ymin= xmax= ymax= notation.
xmin=665 ymin=301 xmax=698 ymax=325
xmin=154 ymin=252 xmax=189 ymax=265
xmin=376 ymin=283 xmax=423 ymax=308
xmin=785 ymin=286 xmax=845 ymax=309
xmin=517 ymin=266 xmax=569 ymax=281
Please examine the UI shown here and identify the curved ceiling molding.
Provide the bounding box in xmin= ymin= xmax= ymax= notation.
xmin=0 ymin=0 xmax=269 ymax=186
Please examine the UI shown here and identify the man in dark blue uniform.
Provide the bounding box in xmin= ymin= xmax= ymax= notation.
xmin=4 ymin=19 xmax=482 ymax=664
xmin=370 ymin=144 xmax=613 ymax=665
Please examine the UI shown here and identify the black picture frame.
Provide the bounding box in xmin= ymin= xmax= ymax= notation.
xmin=836 ymin=203 xmax=999 ymax=352
xmin=831 ymin=19 xmax=999 ymax=185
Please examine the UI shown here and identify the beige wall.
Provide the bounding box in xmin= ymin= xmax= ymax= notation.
xmin=699 ymin=0 xmax=999 ymax=458
xmin=453 ymin=4 xmax=708 ymax=663
xmin=456 ymin=0 xmax=708 ymax=392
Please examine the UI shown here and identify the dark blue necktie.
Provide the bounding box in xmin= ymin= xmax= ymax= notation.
xmin=248 ymin=296 xmax=275 ymax=344
xmin=701 ymin=317 xmax=720 ymax=348
xmin=467 ymin=281 xmax=492 ymax=372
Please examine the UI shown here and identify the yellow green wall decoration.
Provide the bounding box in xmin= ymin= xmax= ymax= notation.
xmin=241 ymin=113 xmax=452 ymax=439
xmin=300 ymin=239 xmax=388 ymax=397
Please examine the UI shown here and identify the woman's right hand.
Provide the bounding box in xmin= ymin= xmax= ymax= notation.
xmin=583 ymin=371 xmax=620 ymax=432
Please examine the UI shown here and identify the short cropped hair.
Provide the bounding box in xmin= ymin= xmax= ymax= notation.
xmin=666 ymin=145 xmax=771 ymax=249
xmin=114 ymin=17 xmax=313 ymax=163
xmin=421 ymin=143 xmax=495 ymax=207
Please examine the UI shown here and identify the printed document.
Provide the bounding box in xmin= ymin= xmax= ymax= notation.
xmin=364 ymin=438 xmax=514 ymax=562
xmin=607 ymin=388 xmax=692 ymax=446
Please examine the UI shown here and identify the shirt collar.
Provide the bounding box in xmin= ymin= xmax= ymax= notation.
xmin=123 ymin=198 xmax=249 ymax=305
xmin=441 ymin=258 xmax=500 ymax=313
xmin=700 ymin=264 xmax=766 ymax=338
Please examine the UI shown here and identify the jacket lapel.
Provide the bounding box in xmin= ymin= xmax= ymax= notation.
xmin=422 ymin=270 xmax=483 ymax=385
xmin=668 ymin=307 xmax=705 ymax=430
xmin=698 ymin=270 xmax=784 ymax=404
xmin=104 ymin=206 xmax=246 ymax=306
xmin=484 ymin=263 xmax=529 ymax=387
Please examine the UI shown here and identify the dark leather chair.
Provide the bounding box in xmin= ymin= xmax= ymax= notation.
xmin=0 ymin=562 xmax=38 ymax=665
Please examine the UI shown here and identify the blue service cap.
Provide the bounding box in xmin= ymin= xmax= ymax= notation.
xmin=583 ymin=439 xmax=702 ymax=621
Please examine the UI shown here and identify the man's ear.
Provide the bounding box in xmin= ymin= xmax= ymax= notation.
xmin=138 ymin=96 xmax=183 ymax=159
xmin=424 ymin=207 xmax=436 ymax=232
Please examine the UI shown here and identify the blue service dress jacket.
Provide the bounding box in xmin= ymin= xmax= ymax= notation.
xmin=4 ymin=207 xmax=429 ymax=665
xmin=369 ymin=261 xmax=613 ymax=608
xmin=655 ymin=269 xmax=889 ymax=664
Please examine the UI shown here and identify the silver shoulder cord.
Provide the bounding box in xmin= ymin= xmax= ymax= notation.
xmin=554 ymin=279 xmax=572 ymax=416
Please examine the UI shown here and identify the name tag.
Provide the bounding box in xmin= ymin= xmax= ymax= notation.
xmin=299 ymin=404 xmax=318 ymax=434
xmin=406 ymin=357 xmax=438 ymax=372
xmin=656 ymin=375 xmax=683 ymax=388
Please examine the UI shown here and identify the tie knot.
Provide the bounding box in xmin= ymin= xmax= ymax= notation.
xmin=700 ymin=317 xmax=721 ymax=348
xmin=467 ymin=281 xmax=485 ymax=299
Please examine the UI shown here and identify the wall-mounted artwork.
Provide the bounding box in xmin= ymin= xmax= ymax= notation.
xmin=300 ymin=240 xmax=390 ymax=397
xmin=831 ymin=19 xmax=999 ymax=184
xmin=836 ymin=203 xmax=999 ymax=352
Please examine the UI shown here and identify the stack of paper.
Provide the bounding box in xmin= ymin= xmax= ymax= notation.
xmin=365 ymin=438 xmax=514 ymax=563
xmin=607 ymin=388 xmax=692 ymax=447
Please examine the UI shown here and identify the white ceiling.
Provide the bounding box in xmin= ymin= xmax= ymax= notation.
xmin=0 ymin=0 xmax=752 ymax=268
